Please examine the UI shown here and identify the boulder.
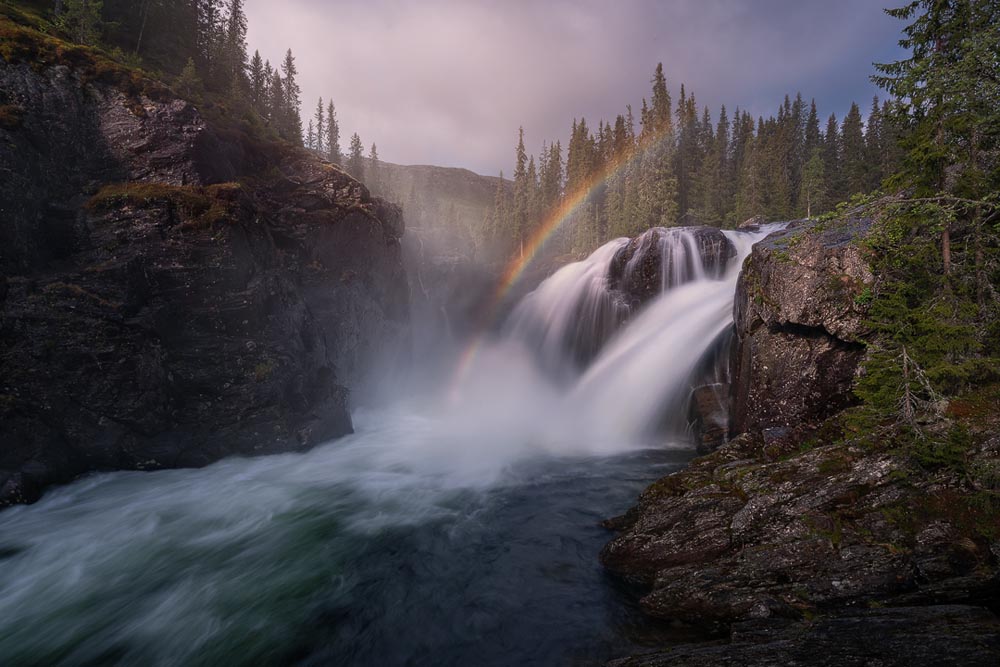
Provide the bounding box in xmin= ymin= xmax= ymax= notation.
xmin=730 ymin=217 xmax=874 ymax=435
xmin=609 ymin=227 xmax=737 ymax=306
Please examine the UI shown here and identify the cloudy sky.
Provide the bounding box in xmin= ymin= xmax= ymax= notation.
xmin=245 ymin=0 xmax=907 ymax=176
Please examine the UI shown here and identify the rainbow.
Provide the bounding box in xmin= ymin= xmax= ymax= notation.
xmin=448 ymin=136 xmax=663 ymax=397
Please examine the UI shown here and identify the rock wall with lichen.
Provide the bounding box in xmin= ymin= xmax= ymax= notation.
xmin=0 ymin=58 xmax=409 ymax=506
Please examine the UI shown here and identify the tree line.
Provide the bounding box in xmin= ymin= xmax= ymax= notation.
xmin=50 ymin=0 xmax=380 ymax=163
xmin=487 ymin=63 xmax=908 ymax=258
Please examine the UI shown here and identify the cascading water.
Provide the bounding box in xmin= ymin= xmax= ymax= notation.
xmin=487 ymin=224 xmax=778 ymax=446
xmin=0 ymin=224 xmax=779 ymax=667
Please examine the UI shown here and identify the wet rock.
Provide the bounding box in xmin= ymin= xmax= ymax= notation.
xmin=609 ymin=227 xmax=736 ymax=306
xmin=688 ymin=384 xmax=729 ymax=454
xmin=602 ymin=432 xmax=1000 ymax=625
xmin=737 ymin=215 xmax=768 ymax=231
xmin=731 ymin=218 xmax=874 ymax=435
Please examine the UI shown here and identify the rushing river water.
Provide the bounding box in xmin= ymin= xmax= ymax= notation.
xmin=0 ymin=225 xmax=777 ymax=666
xmin=0 ymin=408 xmax=687 ymax=666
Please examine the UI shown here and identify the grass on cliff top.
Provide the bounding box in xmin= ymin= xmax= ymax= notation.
xmin=0 ymin=6 xmax=175 ymax=112
xmin=87 ymin=183 xmax=243 ymax=229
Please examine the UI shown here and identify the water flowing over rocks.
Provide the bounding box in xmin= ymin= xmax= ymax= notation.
xmin=603 ymin=217 xmax=1000 ymax=665
xmin=0 ymin=60 xmax=408 ymax=506
xmin=609 ymin=226 xmax=736 ymax=306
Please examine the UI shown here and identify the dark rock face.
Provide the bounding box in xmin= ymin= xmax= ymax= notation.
xmin=608 ymin=605 xmax=1000 ymax=667
xmin=731 ymin=219 xmax=873 ymax=435
xmin=0 ymin=62 xmax=251 ymax=275
xmin=609 ymin=227 xmax=736 ymax=306
xmin=0 ymin=61 xmax=408 ymax=506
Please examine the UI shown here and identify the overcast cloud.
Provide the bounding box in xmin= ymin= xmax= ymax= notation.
xmin=245 ymin=0 xmax=907 ymax=176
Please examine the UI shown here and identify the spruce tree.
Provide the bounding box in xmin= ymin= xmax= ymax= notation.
xmin=822 ymin=113 xmax=843 ymax=203
xmin=512 ymin=128 xmax=530 ymax=256
xmin=280 ymin=49 xmax=303 ymax=145
xmin=249 ymin=50 xmax=266 ymax=114
xmin=222 ymin=0 xmax=248 ymax=91
xmin=268 ymin=69 xmax=284 ymax=130
xmin=864 ymin=96 xmax=884 ymax=190
xmin=368 ymin=143 xmax=382 ymax=195
xmin=347 ymin=133 xmax=365 ymax=180
xmin=841 ymin=102 xmax=867 ymax=197
xmin=306 ymin=120 xmax=315 ymax=150
xmin=314 ymin=98 xmax=326 ymax=157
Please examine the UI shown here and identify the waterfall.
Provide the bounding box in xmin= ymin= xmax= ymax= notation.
xmin=455 ymin=224 xmax=781 ymax=450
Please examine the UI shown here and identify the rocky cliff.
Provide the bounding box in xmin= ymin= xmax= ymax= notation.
xmin=602 ymin=217 xmax=1000 ymax=665
xmin=0 ymin=51 xmax=408 ymax=506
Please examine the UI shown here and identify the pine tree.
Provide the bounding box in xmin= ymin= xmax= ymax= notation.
xmin=347 ymin=133 xmax=365 ymax=180
xmin=222 ymin=0 xmax=248 ymax=91
xmin=314 ymin=98 xmax=325 ymax=157
xmin=804 ymin=100 xmax=822 ymax=159
xmin=841 ymin=102 xmax=866 ymax=196
xmin=526 ymin=155 xmax=541 ymax=240
xmin=512 ymin=127 xmax=530 ymax=256
xmin=649 ymin=63 xmax=673 ymax=135
xmin=735 ymin=132 xmax=766 ymax=220
xmin=326 ymin=100 xmax=341 ymax=164
xmin=248 ymin=50 xmax=266 ymax=114
xmin=268 ymin=69 xmax=284 ymax=129
xmin=280 ymin=49 xmax=302 ymax=144
xmin=540 ymin=141 xmax=563 ymax=213
xmin=864 ymin=96 xmax=884 ymax=190
xmin=197 ymin=0 xmax=225 ymax=85
xmin=306 ymin=120 xmax=315 ymax=150
xmin=822 ymin=113 xmax=843 ymax=203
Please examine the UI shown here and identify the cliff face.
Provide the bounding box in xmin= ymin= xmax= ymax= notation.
xmin=731 ymin=218 xmax=873 ymax=437
xmin=0 ymin=59 xmax=409 ymax=506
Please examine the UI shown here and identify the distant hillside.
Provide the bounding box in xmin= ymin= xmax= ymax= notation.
xmin=357 ymin=159 xmax=508 ymax=262
xmin=376 ymin=161 xmax=499 ymax=230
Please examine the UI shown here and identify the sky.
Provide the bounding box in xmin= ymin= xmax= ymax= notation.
xmin=245 ymin=0 xmax=908 ymax=176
